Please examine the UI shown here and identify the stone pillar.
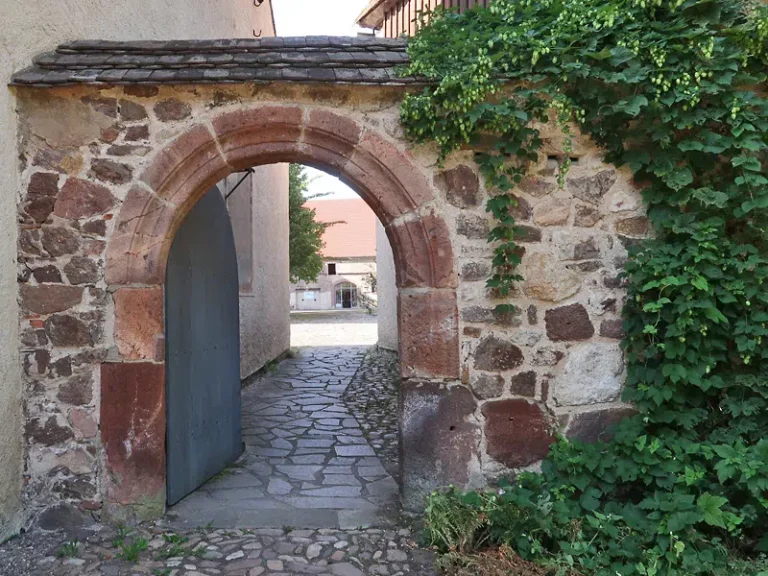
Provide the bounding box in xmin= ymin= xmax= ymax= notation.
xmin=101 ymin=362 xmax=166 ymax=522
xmin=102 ymin=286 xmax=166 ymax=522
xmin=399 ymin=381 xmax=480 ymax=510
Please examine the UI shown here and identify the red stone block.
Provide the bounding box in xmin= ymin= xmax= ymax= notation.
xmin=399 ymin=290 xmax=459 ymax=379
xmin=482 ymin=399 xmax=555 ymax=468
xmin=20 ymin=284 xmax=84 ymax=315
xmin=341 ymin=130 xmax=432 ymax=224
xmin=140 ymin=124 xmax=228 ymax=209
xmin=113 ymin=287 xmax=164 ymax=361
xmin=212 ymin=106 xmax=304 ymax=170
xmin=101 ymin=362 xmax=165 ymax=507
xmin=400 ymin=381 xmax=480 ymax=510
xmin=27 ymin=172 xmax=59 ymax=197
xmin=545 ymin=303 xmax=594 ymax=342
xmin=54 ymin=178 xmax=116 ymax=220
xmin=386 ymin=213 xmax=456 ymax=289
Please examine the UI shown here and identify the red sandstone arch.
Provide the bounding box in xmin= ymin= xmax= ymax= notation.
xmin=106 ymin=106 xmax=455 ymax=289
xmin=101 ymin=105 xmax=460 ymax=518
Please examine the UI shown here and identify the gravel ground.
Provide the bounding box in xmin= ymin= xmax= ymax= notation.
xmin=341 ymin=349 xmax=400 ymax=482
xmin=290 ymin=311 xmax=378 ymax=348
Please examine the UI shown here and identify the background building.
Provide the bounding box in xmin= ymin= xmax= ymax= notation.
xmin=357 ymin=0 xmax=491 ymax=37
xmin=290 ymin=198 xmax=378 ymax=312
xmin=221 ymin=169 xmax=290 ymax=380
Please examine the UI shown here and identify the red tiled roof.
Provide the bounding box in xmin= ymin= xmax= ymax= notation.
xmin=305 ymin=198 xmax=377 ymax=259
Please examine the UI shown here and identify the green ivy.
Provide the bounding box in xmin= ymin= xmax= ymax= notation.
xmin=400 ymin=0 xmax=768 ymax=574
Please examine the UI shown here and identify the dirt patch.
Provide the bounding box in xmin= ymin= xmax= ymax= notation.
xmin=439 ymin=546 xmax=554 ymax=576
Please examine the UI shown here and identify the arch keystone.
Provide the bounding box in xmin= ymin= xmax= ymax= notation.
xmin=212 ymin=105 xmax=304 ymax=170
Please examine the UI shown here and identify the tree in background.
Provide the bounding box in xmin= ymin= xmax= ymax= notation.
xmin=288 ymin=164 xmax=336 ymax=283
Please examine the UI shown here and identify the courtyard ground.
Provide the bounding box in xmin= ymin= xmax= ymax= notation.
xmin=289 ymin=310 xmax=379 ymax=348
xmin=0 ymin=312 xmax=435 ymax=576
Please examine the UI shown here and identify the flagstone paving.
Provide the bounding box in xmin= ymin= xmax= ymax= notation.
xmin=165 ymin=346 xmax=401 ymax=530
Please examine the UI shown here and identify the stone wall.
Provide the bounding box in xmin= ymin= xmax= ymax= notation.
xmin=441 ymin=138 xmax=645 ymax=478
xmin=223 ymin=166 xmax=291 ymax=379
xmin=376 ymin=220 xmax=399 ymax=351
xmin=0 ymin=0 xmax=277 ymax=538
xmin=14 ymin=80 xmax=645 ymax=522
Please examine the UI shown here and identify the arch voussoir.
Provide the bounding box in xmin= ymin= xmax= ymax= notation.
xmin=301 ymin=108 xmax=362 ymax=173
xmin=340 ymin=130 xmax=433 ymax=226
xmin=385 ymin=211 xmax=456 ymax=289
xmin=106 ymin=185 xmax=177 ymax=286
xmin=211 ymin=105 xmax=305 ymax=170
xmin=140 ymin=123 xmax=228 ymax=209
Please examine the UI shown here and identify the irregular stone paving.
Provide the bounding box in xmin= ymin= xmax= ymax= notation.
xmin=341 ymin=349 xmax=400 ymax=481
xmin=166 ymin=346 xmax=401 ymax=530
xmin=0 ymin=524 xmax=437 ymax=576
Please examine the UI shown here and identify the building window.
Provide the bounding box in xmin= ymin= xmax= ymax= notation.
xmin=302 ymin=290 xmax=318 ymax=301
xmin=327 ymin=263 xmax=337 ymax=275
xmin=335 ymin=282 xmax=358 ymax=309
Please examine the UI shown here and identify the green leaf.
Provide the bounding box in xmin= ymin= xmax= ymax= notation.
xmin=691 ymin=277 xmax=710 ymax=291
xmin=579 ymin=489 xmax=601 ymax=511
xmin=667 ymin=510 xmax=701 ymax=531
xmin=732 ymin=155 xmax=762 ymax=171
xmin=697 ymin=493 xmax=729 ymax=529
xmin=616 ymin=95 xmax=649 ymax=117
xmin=664 ymin=168 xmax=694 ymax=191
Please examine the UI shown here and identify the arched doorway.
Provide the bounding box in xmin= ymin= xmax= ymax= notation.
xmin=334 ymin=282 xmax=358 ymax=309
xmin=101 ymin=105 xmax=464 ymax=521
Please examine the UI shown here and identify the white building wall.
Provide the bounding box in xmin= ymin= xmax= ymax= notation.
xmin=1 ymin=0 xmax=276 ymax=539
xmin=223 ymin=165 xmax=291 ymax=380
xmin=376 ymin=221 xmax=399 ymax=351
xmin=291 ymin=260 xmax=376 ymax=311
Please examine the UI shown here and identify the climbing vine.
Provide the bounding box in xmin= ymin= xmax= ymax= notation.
xmin=400 ymin=0 xmax=768 ymax=574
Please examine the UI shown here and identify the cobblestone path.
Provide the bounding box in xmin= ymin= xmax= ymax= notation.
xmin=0 ymin=524 xmax=436 ymax=576
xmin=0 ymin=346 xmax=437 ymax=575
xmin=341 ymin=349 xmax=400 ymax=482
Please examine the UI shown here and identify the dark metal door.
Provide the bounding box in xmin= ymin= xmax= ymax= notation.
xmin=165 ymin=187 xmax=242 ymax=505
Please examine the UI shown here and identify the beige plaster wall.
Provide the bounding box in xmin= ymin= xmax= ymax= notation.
xmin=235 ymin=165 xmax=291 ymax=379
xmin=0 ymin=0 xmax=275 ymax=539
xmin=376 ymin=221 xmax=399 ymax=351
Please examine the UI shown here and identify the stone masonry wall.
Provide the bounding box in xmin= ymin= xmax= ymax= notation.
xmin=14 ymin=81 xmax=646 ymax=522
xmin=439 ymin=133 xmax=645 ymax=479
xmin=0 ymin=1 xmax=278 ymax=540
